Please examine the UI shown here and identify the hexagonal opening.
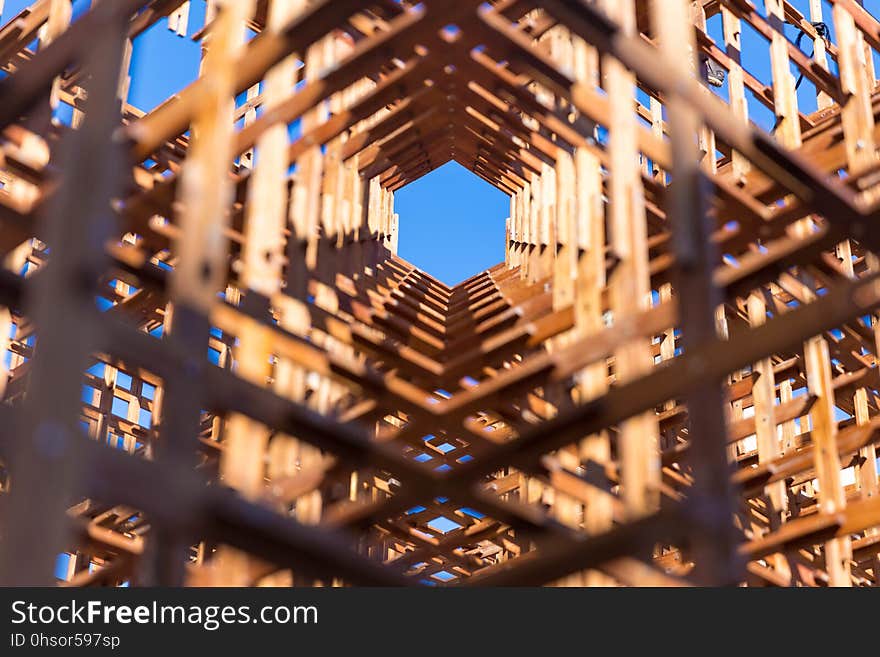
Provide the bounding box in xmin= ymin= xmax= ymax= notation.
xmin=396 ymin=162 xmax=508 ymax=286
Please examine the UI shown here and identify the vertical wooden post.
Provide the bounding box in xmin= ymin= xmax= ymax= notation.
xmin=765 ymin=0 xmax=801 ymax=149
xmin=519 ymin=180 xmax=531 ymax=280
xmin=603 ymin=0 xmax=660 ymax=518
xmin=746 ymin=293 xmax=790 ymax=580
xmin=166 ymin=0 xmax=254 ymax=584
xmin=746 ymin=295 xmax=783 ymax=512
xmin=691 ymin=3 xmax=717 ymax=173
xmin=576 ymin=139 xmax=615 ymax=585
xmin=171 ymin=0 xmax=253 ymax=310
xmin=553 ymin=150 xmax=576 ymax=312
xmin=168 ymin=1 xmax=191 ymax=37
xmin=291 ymin=36 xmax=331 ymax=272
xmin=805 ymin=337 xmax=852 ymax=586
xmin=834 ymin=3 xmax=877 ymax=176
xmin=653 ymin=0 xmax=738 ymax=583
xmin=527 ymin=172 xmax=541 ymax=284
xmin=216 ymin=0 xmax=307 ymax=586
xmin=808 ymin=0 xmax=834 ymax=111
xmin=720 ymin=3 xmax=750 ymax=183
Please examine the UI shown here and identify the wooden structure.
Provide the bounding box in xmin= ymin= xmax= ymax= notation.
xmin=1 ymin=0 xmax=880 ymax=587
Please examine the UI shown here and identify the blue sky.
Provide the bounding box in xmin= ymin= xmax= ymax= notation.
xmin=395 ymin=162 xmax=508 ymax=285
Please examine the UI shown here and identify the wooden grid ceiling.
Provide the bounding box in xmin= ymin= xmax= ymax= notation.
xmin=1 ymin=0 xmax=880 ymax=587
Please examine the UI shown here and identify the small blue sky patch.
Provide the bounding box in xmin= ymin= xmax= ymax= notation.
xmin=426 ymin=515 xmax=462 ymax=534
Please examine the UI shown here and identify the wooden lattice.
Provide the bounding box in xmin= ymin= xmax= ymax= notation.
xmin=1 ymin=0 xmax=880 ymax=586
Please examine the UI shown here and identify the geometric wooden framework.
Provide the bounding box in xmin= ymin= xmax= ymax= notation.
xmin=1 ymin=0 xmax=880 ymax=586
